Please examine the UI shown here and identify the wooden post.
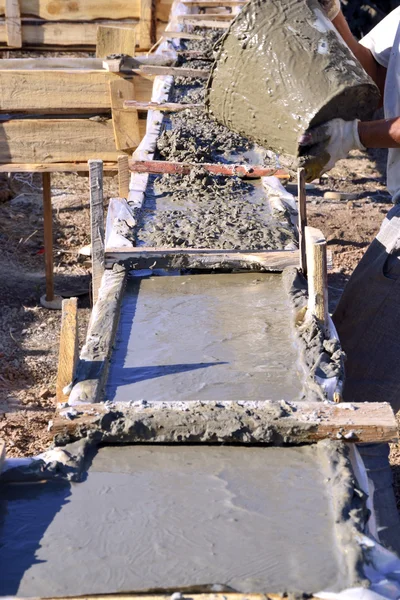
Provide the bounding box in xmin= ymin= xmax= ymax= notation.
xmin=139 ymin=0 xmax=154 ymax=49
xmin=297 ymin=168 xmax=307 ymax=275
xmin=89 ymin=160 xmax=105 ymax=304
xmin=5 ymin=0 xmax=22 ymax=48
xmin=56 ymin=297 xmax=79 ymax=404
xmin=43 ymin=172 xmax=54 ymax=302
xmin=305 ymin=226 xmax=328 ymax=333
xmin=118 ymin=155 xmax=130 ymax=198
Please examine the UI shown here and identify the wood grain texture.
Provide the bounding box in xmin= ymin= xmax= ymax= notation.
xmin=5 ymin=0 xmax=21 ymax=47
xmin=139 ymin=0 xmax=153 ymax=48
xmin=0 ymin=161 xmax=119 ymax=171
xmin=89 ymin=160 xmax=105 ymax=304
xmin=105 ymin=247 xmax=300 ymax=272
xmin=56 ymin=297 xmax=79 ymax=404
xmin=109 ymin=78 xmax=141 ymax=151
xmin=129 ymin=159 xmax=289 ymax=178
xmin=0 ymin=0 xmax=141 ymax=20
xmin=0 ymin=70 xmax=128 ymax=113
xmin=52 ymin=401 xmax=398 ymax=445
xmin=297 ymin=167 xmax=307 ymax=275
xmin=0 ymin=118 xmax=146 ymax=163
xmin=305 ymin=226 xmax=328 ymax=331
xmin=118 ymin=154 xmax=130 ymax=198
xmin=96 ymin=24 xmax=136 ymax=58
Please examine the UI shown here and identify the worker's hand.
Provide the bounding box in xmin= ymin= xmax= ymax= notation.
xmin=318 ymin=0 xmax=341 ymax=21
xmin=299 ymin=118 xmax=366 ymax=181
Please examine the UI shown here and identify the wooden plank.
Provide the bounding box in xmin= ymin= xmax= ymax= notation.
xmin=124 ymin=100 xmax=202 ymax=111
xmin=305 ymin=226 xmax=328 ymax=332
xmin=19 ymin=592 xmax=317 ymax=600
xmin=56 ymin=297 xmax=79 ymax=404
xmin=139 ymin=0 xmax=154 ymax=48
xmin=52 ymin=401 xmax=398 ymax=445
xmin=297 ymin=167 xmax=307 ymax=275
xmin=0 ymin=70 xmax=130 ymax=113
xmin=177 ymin=11 xmax=233 ymax=19
xmin=0 ymin=0 xmax=141 ymax=20
xmin=0 ymin=56 xmax=120 ymax=69
xmin=138 ymin=64 xmax=209 ymax=78
xmin=156 ymin=0 xmax=173 ymax=22
xmin=109 ymin=78 xmax=141 ymax=151
xmin=5 ymin=0 xmax=21 ymax=47
xmin=105 ymin=247 xmax=300 ymax=272
xmin=42 ymin=172 xmax=54 ymax=302
xmin=89 ymin=160 xmax=105 ymax=304
xmin=0 ymin=20 xmax=140 ymax=47
xmin=0 ymin=161 xmax=118 ymax=172
xmin=0 ymin=118 xmax=146 ymax=163
xmin=96 ymin=24 xmax=136 ymax=58
xmin=118 ymin=154 xmax=130 ymax=198
xmin=129 ymin=159 xmax=289 ymax=179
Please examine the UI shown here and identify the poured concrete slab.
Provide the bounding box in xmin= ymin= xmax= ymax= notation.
xmin=0 ymin=444 xmax=363 ymax=597
xmin=106 ymin=272 xmax=305 ymax=403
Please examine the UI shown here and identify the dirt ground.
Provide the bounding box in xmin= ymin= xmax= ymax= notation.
xmin=1 ymin=147 xmax=400 ymax=509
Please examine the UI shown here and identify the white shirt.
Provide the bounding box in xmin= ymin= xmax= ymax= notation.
xmin=360 ymin=8 xmax=400 ymax=201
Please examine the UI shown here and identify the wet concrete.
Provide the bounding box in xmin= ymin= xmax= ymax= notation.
xmin=206 ymin=0 xmax=380 ymax=158
xmin=106 ymin=272 xmax=305 ymax=403
xmin=0 ymin=442 xmax=367 ymax=597
xmin=136 ymin=170 xmax=296 ymax=250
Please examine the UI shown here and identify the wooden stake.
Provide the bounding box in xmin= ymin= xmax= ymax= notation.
xmin=297 ymin=168 xmax=307 ymax=275
xmin=56 ymin=298 xmax=79 ymax=404
xmin=177 ymin=12 xmax=233 ymax=20
xmin=139 ymin=0 xmax=154 ymax=48
xmin=305 ymin=226 xmax=328 ymax=332
xmin=137 ymin=65 xmax=209 ymax=79
xmin=118 ymin=155 xmax=130 ymax=198
xmin=128 ymin=159 xmax=289 ymax=179
xmin=42 ymin=172 xmax=54 ymax=302
xmin=5 ymin=0 xmax=22 ymax=48
xmin=89 ymin=160 xmax=105 ymax=304
xmin=162 ymin=31 xmax=203 ymax=40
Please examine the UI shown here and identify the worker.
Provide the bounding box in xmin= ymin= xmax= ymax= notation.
xmin=301 ymin=0 xmax=400 ymax=555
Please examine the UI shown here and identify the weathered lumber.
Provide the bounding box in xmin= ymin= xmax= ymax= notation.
xmin=129 ymin=159 xmax=289 ymax=179
xmin=0 ymin=162 xmax=119 ymax=172
xmin=67 ymin=269 xmax=127 ymax=405
xmin=51 ymin=400 xmax=398 ymax=445
xmin=124 ymin=100 xmax=202 ymax=111
xmin=137 ymin=64 xmax=209 ymax=78
xmin=5 ymin=0 xmax=21 ymax=47
xmin=305 ymin=226 xmax=328 ymax=332
xmin=42 ymin=172 xmax=54 ymax=302
xmin=105 ymin=247 xmax=300 ymax=272
xmin=297 ymin=168 xmax=307 ymax=275
xmin=139 ymin=0 xmax=154 ymax=48
xmin=0 ymin=118 xmax=146 ymax=163
xmin=0 ymin=57 xmax=121 ymax=70
xmin=118 ymin=155 xmax=130 ymax=198
xmin=177 ymin=12 xmax=233 ymax=19
xmin=56 ymin=298 xmax=79 ymax=404
xmin=0 ymin=0 xmax=142 ymax=20
xmin=96 ymin=25 xmax=136 ymax=58
xmin=89 ymin=160 xmax=105 ymax=304
xmin=109 ymin=78 xmax=141 ymax=151
xmin=0 ymin=70 xmax=130 ymax=114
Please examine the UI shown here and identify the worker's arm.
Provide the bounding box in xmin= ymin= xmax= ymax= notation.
xmin=331 ymin=12 xmax=386 ymax=93
xmin=358 ymin=118 xmax=400 ymax=148
xmin=318 ymin=1 xmax=387 ymax=95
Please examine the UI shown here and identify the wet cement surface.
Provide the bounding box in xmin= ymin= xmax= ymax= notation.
xmin=0 ymin=443 xmax=364 ymax=596
xmin=206 ymin=0 xmax=380 ymax=157
xmin=106 ymin=272 xmax=305 ymax=403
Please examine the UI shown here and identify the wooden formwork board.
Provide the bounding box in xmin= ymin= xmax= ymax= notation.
xmin=0 ymin=118 xmax=146 ymax=163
